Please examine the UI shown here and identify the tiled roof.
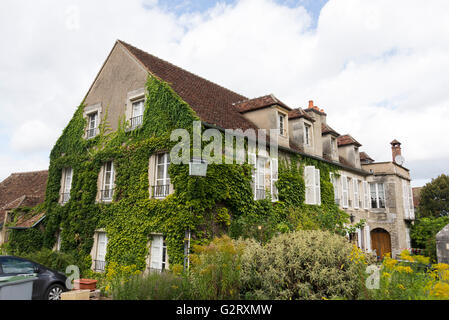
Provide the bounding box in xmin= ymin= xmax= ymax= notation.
xmin=337 ymin=134 xmax=362 ymax=147
xmin=0 ymin=170 xmax=48 ymax=223
xmin=12 ymin=211 xmax=46 ymax=229
xmin=360 ymin=152 xmax=374 ymax=162
xmin=321 ymin=123 xmax=340 ymax=136
xmin=3 ymin=195 xmax=44 ymax=211
xmin=234 ymin=94 xmax=292 ymax=113
xmin=288 ymin=108 xmax=315 ymax=122
xmin=118 ymin=40 xmax=258 ymax=131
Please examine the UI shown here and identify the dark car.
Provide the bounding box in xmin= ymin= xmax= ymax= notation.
xmin=0 ymin=256 xmax=67 ymax=300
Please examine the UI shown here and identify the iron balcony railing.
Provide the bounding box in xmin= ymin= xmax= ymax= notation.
xmin=61 ymin=193 xmax=70 ymax=204
xmin=94 ymin=260 xmax=106 ymax=272
xmin=130 ymin=115 xmax=143 ymax=129
xmin=100 ymin=188 xmax=114 ymax=201
xmin=152 ymin=185 xmax=170 ymax=198
xmin=255 ymin=188 xmax=266 ymax=200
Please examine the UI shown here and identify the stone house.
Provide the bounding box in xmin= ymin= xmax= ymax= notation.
xmin=0 ymin=170 xmax=48 ymax=246
xmin=18 ymin=40 xmax=415 ymax=270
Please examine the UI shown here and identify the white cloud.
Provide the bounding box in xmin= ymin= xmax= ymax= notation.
xmin=0 ymin=0 xmax=448 ymax=185
xmin=10 ymin=120 xmax=60 ymax=153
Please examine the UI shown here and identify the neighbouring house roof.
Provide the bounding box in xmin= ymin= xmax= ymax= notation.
xmin=321 ymin=123 xmax=340 ymax=137
xmin=288 ymin=108 xmax=315 ymax=122
xmin=234 ymin=94 xmax=292 ymax=113
xmin=118 ymin=40 xmax=257 ymax=131
xmin=360 ymin=152 xmax=374 ymax=162
xmin=10 ymin=211 xmax=46 ymax=229
xmin=0 ymin=170 xmax=48 ymax=224
xmin=337 ymin=134 xmax=362 ymax=147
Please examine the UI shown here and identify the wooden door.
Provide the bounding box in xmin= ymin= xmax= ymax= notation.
xmin=370 ymin=229 xmax=391 ymax=260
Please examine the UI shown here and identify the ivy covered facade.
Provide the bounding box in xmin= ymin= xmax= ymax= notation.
xmin=5 ymin=40 xmax=415 ymax=270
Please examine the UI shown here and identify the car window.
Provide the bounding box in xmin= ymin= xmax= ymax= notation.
xmin=0 ymin=258 xmax=35 ymax=274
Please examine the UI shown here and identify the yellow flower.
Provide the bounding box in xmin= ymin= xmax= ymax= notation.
xmin=433 ymin=263 xmax=449 ymax=272
xmin=395 ymin=266 xmax=413 ymax=274
xmin=397 ymin=284 xmax=405 ymax=290
xmin=399 ymin=250 xmax=414 ymax=262
xmin=430 ymin=282 xmax=449 ymax=299
xmin=382 ymin=272 xmax=391 ymax=279
xmin=414 ymin=255 xmax=430 ymax=265
xmin=383 ymin=257 xmax=398 ymax=269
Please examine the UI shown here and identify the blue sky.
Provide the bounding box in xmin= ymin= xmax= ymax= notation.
xmin=0 ymin=0 xmax=448 ymax=186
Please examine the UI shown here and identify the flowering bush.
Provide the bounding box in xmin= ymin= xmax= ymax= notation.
xmin=239 ymin=230 xmax=371 ymax=300
xmin=189 ymin=235 xmax=244 ymax=300
xmin=368 ymin=250 xmax=449 ymax=300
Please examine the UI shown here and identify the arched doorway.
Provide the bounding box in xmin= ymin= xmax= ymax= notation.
xmin=370 ymin=228 xmax=392 ymax=260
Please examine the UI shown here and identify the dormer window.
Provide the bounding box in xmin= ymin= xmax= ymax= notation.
xmin=130 ymin=99 xmax=144 ymax=129
xmin=304 ymin=123 xmax=312 ymax=147
xmin=87 ymin=112 xmax=98 ymax=139
xmin=278 ymin=113 xmax=286 ymax=136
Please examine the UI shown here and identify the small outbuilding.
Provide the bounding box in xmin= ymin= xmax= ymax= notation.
xmin=436 ymin=223 xmax=449 ymax=264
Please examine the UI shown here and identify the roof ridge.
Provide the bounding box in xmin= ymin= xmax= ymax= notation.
xmin=118 ymin=40 xmax=247 ymax=102
xmin=10 ymin=169 xmax=48 ymax=176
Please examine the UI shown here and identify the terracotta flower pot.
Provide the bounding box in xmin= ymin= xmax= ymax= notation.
xmin=73 ymin=279 xmax=97 ymax=291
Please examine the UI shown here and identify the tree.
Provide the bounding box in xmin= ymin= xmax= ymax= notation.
xmin=411 ymin=216 xmax=449 ymax=262
xmin=418 ymin=174 xmax=449 ymax=218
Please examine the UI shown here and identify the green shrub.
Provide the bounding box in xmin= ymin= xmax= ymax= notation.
xmin=189 ymin=236 xmax=244 ymax=299
xmin=20 ymin=248 xmax=78 ymax=273
xmin=239 ymin=230 xmax=369 ymax=300
xmin=111 ymin=272 xmax=191 ymax=300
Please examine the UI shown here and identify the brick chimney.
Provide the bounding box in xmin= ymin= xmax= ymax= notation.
xmin=391 ymin=139 xmax=402 ymax=162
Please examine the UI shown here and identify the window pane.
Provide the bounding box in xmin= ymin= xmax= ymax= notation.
xmin=1 ymin=258 xmax=34 ymax=274
xmin=378 ymin=183 xmax=385 ymax=208
xmin=370 ymin=183 xmax=378 ymax=208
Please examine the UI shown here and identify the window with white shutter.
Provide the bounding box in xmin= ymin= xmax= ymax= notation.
xmin=305 ymin=166 xmax=316 ymax=205
xmin=357 ymin=228 xmax=362 ymax=249
xmin=341 ymin=175 xmax=349 ymax=208
xmin=330 ymin=173 xmax=339 ymax=205
xmin=61 ymin=168 xmax=73 ymax=204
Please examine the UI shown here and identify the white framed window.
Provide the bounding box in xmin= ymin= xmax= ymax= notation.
xmin=249 ymin=153 xmax=277 ymax=201
xmin=87 ymin=112 xmax=98 ymax=139
xmin=256 ymin=156 xmax=267 ymax=200
xmin=130 ymin=99 xmax=144 ymax=129
xmin=304 ymin=123 xmax=312 ymax=147
xmin=305 ymin=166 xmax=321 ymax=205
xmin=150 ymin=235 xmax=168 ymax=272
xmin=370 ymin=183 xmax=386 ymax=209
xmin=101 ymin=161 xmax=115 ymax=202
xmin=353 ymin=179 xmax=360 ymax=209
xmin=95 ymin=232 xmax=108 ymax=272
xmin=363 ymin=181 xmax=371 ymax=209
xmin=278 ymin=113 xmax=286 ymax=136
xmin=152 ymin=153 xmax=170 ymax=199
xmin=61 ymin=167 xmax=73 ymax=204
xmin=341 ymin=175 xmax=349 ymax=208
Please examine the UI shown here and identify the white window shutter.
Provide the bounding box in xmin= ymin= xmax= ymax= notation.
xmin=304 ymin=166 xmax=316 ymax=204
xmin=150 ymin=235 xmax=163 ymax=271
xmin=409 ymin=185 xmax=415 ymax=219
xmin=357 ymin=228 xmax=362 ymax=249
xmin=365 ymin=225 xmax=371 ymax=252
xmin=363 ymin=181 xmax=370 ymax=209
xmin=353 ymin=179 xmax=359 ymax=209
xmin=270 ymin=158 xmax=279 ymax=202
xmin=342 ymin=175 xmax=349 ymax=208
xmin=249 ymin=153 xmax=257 ymax=200
xmin=402 ymin=180 xmax=409 ymax=219
xmin=315 ymin=168 xmax=321 ymax=205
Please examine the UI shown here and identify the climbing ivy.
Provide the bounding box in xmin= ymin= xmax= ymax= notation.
xmin=7 ymin=75 xmax=351 ymax=272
